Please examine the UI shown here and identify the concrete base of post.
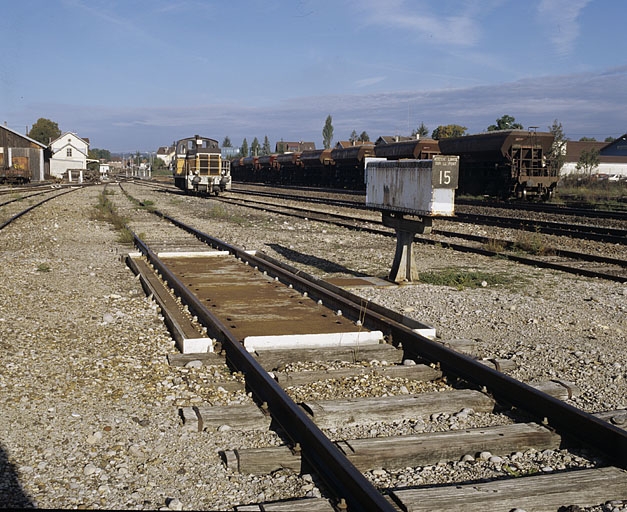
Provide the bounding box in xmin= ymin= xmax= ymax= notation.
xmin=382 ymin=212 xmax=432 ymax=283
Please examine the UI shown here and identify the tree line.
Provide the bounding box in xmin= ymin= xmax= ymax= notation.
xmin=25 ymin=116 xmax=616 ymax=173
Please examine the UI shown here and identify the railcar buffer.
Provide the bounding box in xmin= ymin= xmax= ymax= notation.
xmin=366 ymin=155 xmax=459 ymax=282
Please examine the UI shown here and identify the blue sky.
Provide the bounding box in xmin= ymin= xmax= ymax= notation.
xmin=1 ymin=0 xmax=625 ymax=153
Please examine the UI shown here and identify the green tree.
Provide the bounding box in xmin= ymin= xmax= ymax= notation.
xmin=487 ymin=114 xmax=523 ymax=131
xmin=412 ymin=122 xmax=429 ymax=137
xmin=578 ymin=136 xmax=596 ymax=141
xmin=548 ymin=119 xmax=567 ymax=176
xmin=359 ymin=131 xmax=370 ymax=142
xmin=276 ymin=139 xmax=286 ymax=154
xmin=251 ymin=137 xmax=260 ymax=157
xmin=151 ymin=157 xmax=166 ymax=171
xmin=576 ymin=148 xmax=600 ymax=176
xmin=261 ymin=135 xmax=272 ymax=156
xmin=89 ymin=148 xmax=111 ymax=161
xmin=605 ymin=136 xmax=616 ymax=143
xmin=222 ymin=136 xmax=232 ymax=147
xmin=322 ymin=115 xmax=334 ymax=149
xmin=240 ymin=138 xmax=249 ymax=158
xmin=431 ymin=124 xmax=467 ymax=140
xmin=349 ymin=130 xmax=358 ymax=144
xmin=28 ymin=118 xmax=61 ymax=145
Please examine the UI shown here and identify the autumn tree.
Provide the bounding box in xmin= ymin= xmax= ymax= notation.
xmin=28 ymin=118 xmax=61 ymax=145
xmin=431 ymin=124 xmax=467 ymax=139
xmin=322 ymin=115 xmax=334 ymax=149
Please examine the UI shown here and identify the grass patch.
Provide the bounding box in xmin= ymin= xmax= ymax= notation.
xmin=512 ymin=229 xmax=554 ymax=256
xmin=36 ymin=263 xmax=51 ymax=272
xmin=198 ymin=203 xmax=248 ymax=225
xmin=139 ymin=199 xmax=156 ymax=212
xmin=418 ymin=267 xmax=516 ymax=290
xmin=92 ymin=190 xmax=134 ymax=244
xmin=556 ymin=176 xmax=627 ymax=209
xmin=483 ymin=238 xmax=506 ymax=253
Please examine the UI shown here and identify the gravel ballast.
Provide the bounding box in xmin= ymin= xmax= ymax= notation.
xmin=0 ymin=183 xmax=625 ymax=510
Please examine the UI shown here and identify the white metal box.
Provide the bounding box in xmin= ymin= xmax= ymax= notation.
xmin=365 ymin=155 xmax=459 ymax=216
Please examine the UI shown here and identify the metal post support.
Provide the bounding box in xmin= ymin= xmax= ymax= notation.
xmin=382 ymin=212 xmax=432 ymax=283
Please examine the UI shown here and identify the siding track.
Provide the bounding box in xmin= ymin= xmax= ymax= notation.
xmin=116 ymin=183 xmax=627 ymax=511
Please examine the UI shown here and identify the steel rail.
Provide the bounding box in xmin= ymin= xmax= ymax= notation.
xmin=129 ymin=228 xmax=396 ymax=512
xmin=232 ymin=184 xmax=627 ymax=221
xmin=151 ymin=208 xmax=627 ymax=469
xmin=224 ymin=196 xmax=627 ymax=283
xmin=0 ymin=188 xmax=76 ymax=230
xmin=237 ymin=188 xmax=627 ymax=244
xmin=455 ymin=197 xmax=627 ymax=221
xmin=454 ymin=212 xmax=627 ymax=244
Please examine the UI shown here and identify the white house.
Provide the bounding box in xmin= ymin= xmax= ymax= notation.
xmin=49 ymin=132 xmax=89 ymax=178
xmin=156 ymin=145 xmax=175 ymax=167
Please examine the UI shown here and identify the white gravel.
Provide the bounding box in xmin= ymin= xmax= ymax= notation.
xmin=0 ymin=182 xmax=625 ymax=510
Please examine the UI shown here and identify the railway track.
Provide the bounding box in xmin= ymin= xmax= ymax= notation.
xmin=0 ymin=186 xmax=77 ymax=229
xmin=215 ymin=192 xmax=627 ymax=283
xmin=224 ymin=182 xmax=627 ymax=244
xmin=455 ymin=197 xmax=627 ymax=220
xmin=113 ymin=183 xmax=627 ymax=510
xmin=129 ymin=180 xmax=627 ymax=282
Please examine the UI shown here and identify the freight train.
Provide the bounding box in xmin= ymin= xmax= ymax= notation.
xmin=438 ymin=129 xmax=557 ymax=200
xmin=172 ymin=135 xmax=231 ymax=195
xmin=230 ymin=130 xmax=559 ymax=200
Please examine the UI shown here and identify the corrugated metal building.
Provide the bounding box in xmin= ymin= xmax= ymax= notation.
xmin=0 ymin=124 xmax=48 ymax=181
xmin=561 ymin=135 xmax=627 ymax=178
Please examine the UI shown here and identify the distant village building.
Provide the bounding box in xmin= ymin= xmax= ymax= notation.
xmin=156 ymin=145 xmax=175 ymax=167
xmin=0 ymin=124 xmax=47 ymax=181
xmin=49 ymin=132 xmax=90 ymax=178
xmin=560 ymin=135 xmax=627 ymax=178
xmin=375 ymin=135 xmax=416 ymax=145
xmin=221 ymin=147 xmax=240 ymax=159
xmin=99 ymin=163 xmax=110 ymax=179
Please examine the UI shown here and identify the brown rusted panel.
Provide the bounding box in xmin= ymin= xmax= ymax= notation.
xmin=374 ymin=139 xmax=440 ymax=160
xmin=331 ymin=144 xmax=375 ymax=166
xmin=160 ymin=255 xmax=366 ymax=340
xmin=299 ymin=148 xmax=334 ymax=167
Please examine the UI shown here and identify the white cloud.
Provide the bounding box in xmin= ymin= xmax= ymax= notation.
xmin=537 ymin=0 xmax=592 ymax=56
xmin=350 ymin=0 xmax=484 ymax=46
xmin=15 ymin=66 xmax=625 ymax=151
xmin=354 ymin=76 xmax=386 ymax=88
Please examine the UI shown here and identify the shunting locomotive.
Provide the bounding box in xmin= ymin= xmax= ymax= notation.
xmin=172 ymin=135 xmax=231 ymax=195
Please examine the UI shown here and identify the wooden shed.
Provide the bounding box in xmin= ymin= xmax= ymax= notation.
xmin=0 ymin=124 xmax=48 ymax=181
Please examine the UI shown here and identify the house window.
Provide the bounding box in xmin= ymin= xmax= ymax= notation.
xmin=67 ymin=148 xmax=72 ymax=157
